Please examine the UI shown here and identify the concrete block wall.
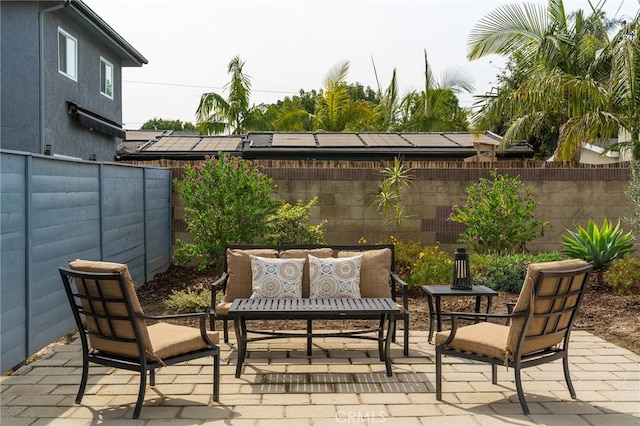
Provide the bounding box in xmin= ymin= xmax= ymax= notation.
xmin=130 ymin=160 xmax=634 ymax=256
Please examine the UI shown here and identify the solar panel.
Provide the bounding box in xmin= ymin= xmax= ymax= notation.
xmin=359 ymin=133 xmax=411 ymax=147
xmin=193 ymin=137 xmax=242 ymax=151
xmin=272 ymin=133 xmax=316 ymax=147
xmin=316 ymin=133 xmax=364 ymax=147
xmin=444 ymin=133 xmax=499 ymax=148
xmin=144 ymin=137 xmax=201 ymax=151
xmin=402 ymin=134 xmax=457 ymax=147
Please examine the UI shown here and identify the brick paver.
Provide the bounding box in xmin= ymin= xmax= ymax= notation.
xmin=0 ymin=330 xmax=638 ymax=425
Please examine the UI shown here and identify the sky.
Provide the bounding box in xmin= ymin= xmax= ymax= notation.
xmin=86 ymin=0 xmax=639 ymax=130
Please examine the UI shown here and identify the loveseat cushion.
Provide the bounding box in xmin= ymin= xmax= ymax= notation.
xmin=309 ymin=254 xmax=363 ymax=299
xmin=250 ymin=255 xmax=305 ymax=299
xmin=338 ymin=248 xmax=392 ymax=298
xmin=280 ymin=248 xmax=333 ymax=297
xmin=225 ymin=248 xmax=278 ymax=302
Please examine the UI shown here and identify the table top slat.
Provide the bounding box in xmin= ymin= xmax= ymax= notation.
xmin=229 ymin=297 xmax=399 ymax=315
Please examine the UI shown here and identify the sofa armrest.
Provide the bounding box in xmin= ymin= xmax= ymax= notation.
xmin=391 ymin=272 xmax=410 ymax=312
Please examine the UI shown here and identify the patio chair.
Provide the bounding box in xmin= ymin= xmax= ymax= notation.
xmin=59 ymin=260 xmax=220 ymax=419
xmin=435 ymin=259 xmax=592 ymax=414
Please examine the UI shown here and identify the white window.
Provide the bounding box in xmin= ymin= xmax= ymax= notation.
xmin=100 ymin=57 xmax=114 ymax=99
xmin=58 ymin=28 xmax=77 ymax=80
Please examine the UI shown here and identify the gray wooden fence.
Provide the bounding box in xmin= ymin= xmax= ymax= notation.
xmin=0 ymin=150 xmax=172 ymax=373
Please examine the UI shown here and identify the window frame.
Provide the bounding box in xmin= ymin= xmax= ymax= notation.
xmin=100 ymin=57 xmax=114 ymax=99
xmin=58 ymin=27 xmax=78 ymax=81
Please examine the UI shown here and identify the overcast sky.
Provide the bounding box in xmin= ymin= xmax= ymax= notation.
xmin=86 ymin=0 xmax=639 ymax=130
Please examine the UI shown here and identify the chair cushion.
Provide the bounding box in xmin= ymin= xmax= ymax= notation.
xmin=436 ymin=322 xmax=509 ymax=361
xmin=309 ymin=254 xmax=363 ymax=299
xmin=148 ymin=323 xmax=219 ymax=360
xmin=215 ymin=302 xmax=233 ymax=316
xmin=507 ymin=259 xmax=590 ymax=357
xmin=68 ymin=260 xmax=153 ymax=360
xmin=338 ymin=248 xmax=392 ymax=298
xmin=249 ymin=256 xmax=305 ymax=299
xmin=225 ymin=249 xmax=278 ymax=302
xmin=279 ymin=248 xmax=333 ymax=298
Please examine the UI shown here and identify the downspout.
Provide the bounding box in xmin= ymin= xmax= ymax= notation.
xmin=39 ymin=0 xmax=71 ymax=154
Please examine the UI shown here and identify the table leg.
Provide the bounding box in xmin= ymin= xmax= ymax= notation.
xmin=435 ymin=296 xmax=443 ymax=333
xmin=486 ymin=296 xmax=494 ymax=316
xmin=474 ymin=296 xmax=482 ymax=323
xmin=378 ymin=315 xmax=385 ymax=361
xmin=427 ymin=294 xmax=435 ymax=343
xmin=384 ymin=314 xmax=395 ymax=377
xmin=234 ymin=316 xmax=246 ymax=378
xmin=306 ymin=319 xmax=313 ymax=357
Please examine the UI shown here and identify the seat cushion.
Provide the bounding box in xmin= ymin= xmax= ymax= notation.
xmin=147 ymin=323 xmax=219 ymax=360
xmin=225 ymin=249 xmax=278 ymax=302
xmin=337 ymin=248 xmax=392 ymax=298
xmin=436 ymin=322 xmax=509 ymax=361
xmin=279 ymin=248 xmax=333 ymax=298
xmin=215 ymin=302 xmax=233 ymax=316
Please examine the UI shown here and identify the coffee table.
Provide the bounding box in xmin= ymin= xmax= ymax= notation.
xmin=421 ymin=285 xmax=499 ymax=343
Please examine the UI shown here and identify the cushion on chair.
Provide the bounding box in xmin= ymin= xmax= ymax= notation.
xmin=279 ymin=248 xmax=333 ymax=298
xmin=249 ymin=255 xmax=305 ymax=299
xmin=147 ymin=323 xmax=219 ymax=360
xmin=435 ymin=322 xmax=510 ymax=361
xmin=507 ymin=259 xmax=590 ymax=358
xmin=337 ymin=248 xmax=392 ymax=298
xmin=225 ymin=249 xmax=278 ymax=302
xmin=68 ymin=260 xmax=153 ymax=360
xmin=215 ymin=302 xmax=233 ymax=316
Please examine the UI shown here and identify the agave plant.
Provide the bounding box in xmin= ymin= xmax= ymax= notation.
xmin=562 ymin=218 xmax=635 ymax=286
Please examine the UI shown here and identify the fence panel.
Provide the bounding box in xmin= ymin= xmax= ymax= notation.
xmin=0 ymin=151 xmax=171 ymax=373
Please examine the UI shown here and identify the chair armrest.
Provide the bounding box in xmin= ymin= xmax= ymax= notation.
xmin=506 ymin=302 xmax=516 ymax=314
xmin=436 ymin=310 xmax=528 ymax=347
xmin=139 ymin=312 xmax=216 ymax=347
xmin=210 ymin=272 xmax=228 ymax=313
xmin=391 ymin=272 xmax=409 ymax=311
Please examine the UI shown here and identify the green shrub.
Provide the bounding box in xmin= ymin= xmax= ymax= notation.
xmin=604 ymin=256 xmax=640 ymax=295
xmin=407 ymin=244 xmax=453 ymax=288
xmin=391 ymin=238 xmax=424 ymax=280
xmin=562 ymin=218 xmax=635 ymax=271
xmin=264 ymin=197 xmax=327 ymax=245
xmin=449 ymin=169 xmax=548 ymax=255
xmin=471 ymin=252 xmax=563 ymax=293
xmin=174 ymin=153 xmax=281 ymax=271
xmin=164 ymin=284 xmax=213 ymax=313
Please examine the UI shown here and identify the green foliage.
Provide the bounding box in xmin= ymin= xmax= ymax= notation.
xmin=372 ymin=157 xmax=414 ymax=232
xmin=164 ymin=284 xmax=212 ymax=313
xmin=264 ymin=197 xmax=327 ymax=245
xmin=390 ymin=238 xmax=424 ymax=282
xmin=406 ymin=244 xmax=453 ymax=288
xmin=174 ymin=153 xmax=280 ymax=271
xmin=140 ymin=118 xmax=196 ymax=132
xmin=562 ymin=218 xmax=635 ymax=271
xmin=604 ymin=256 xmax=640 ymax=295
xmin=471 ymin=252 xmax=563 ymax=293
xmin=625 ymin=160 xmax=640 ymax=237
xmin=449 ymin=169 xmax=548 ymax=255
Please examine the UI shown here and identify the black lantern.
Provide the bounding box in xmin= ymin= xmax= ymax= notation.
xmin=451 ymin=247 xmax=472 ymax=290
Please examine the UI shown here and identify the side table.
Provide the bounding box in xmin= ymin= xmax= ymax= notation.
xmin=421 ymin=285 xmax=499 ymax=343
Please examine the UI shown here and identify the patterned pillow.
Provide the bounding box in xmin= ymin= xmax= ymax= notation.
xmin=250 ymin=256 xmax=305 ymax=299
xmin=309 ymin=254 xmax=363 ymax=299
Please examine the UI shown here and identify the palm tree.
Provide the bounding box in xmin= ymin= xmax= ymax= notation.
xmin=196 ymin=55 xmax=265 ymax=135
xmin=313 ymin=61 xmax=375 ymax=131
xmin=399 ymin=50 xmax=473 ymax=132
xmin=467 ymin=0 xmax=636 ymax=160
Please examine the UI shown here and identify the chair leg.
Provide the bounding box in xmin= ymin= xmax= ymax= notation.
xmin=435 ymin=350 xmax=442 ymax=400
xmin=75 ymin=359 xmax=89 ymax=404
xmin=223 ymin=320 xmax=229 ymax=343
xmin=133 ymin=369 xmax=148 ymax=419
xmin=514 ymin=368 xmax=530 ymax=415
xmin=213 ymin=350 xmax=220 ymax=402
xmin=149 ymin=368 xmax=155 ymax=386
xmin=562 ymin=354 xmax=577 ymax=399
xmin=403 ymin=314 xmax=409 ymax=356
xmin=491 ymin=364 xmax=497 ymax=384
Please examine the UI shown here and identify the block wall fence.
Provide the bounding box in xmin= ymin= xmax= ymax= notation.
xmin=125 ymin=159 xmax=634 ymax=255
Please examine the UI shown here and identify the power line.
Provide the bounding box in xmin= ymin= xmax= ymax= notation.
xmin=122 ymin=79 xmax=298 ymax=95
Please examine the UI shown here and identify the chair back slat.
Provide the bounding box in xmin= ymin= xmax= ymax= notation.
xmin=60 ymin=260 xmax=155 ymax=360
xmin=507 ymin=260 xmax=592 ymax=358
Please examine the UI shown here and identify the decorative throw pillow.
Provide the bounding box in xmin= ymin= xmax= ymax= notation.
xmin=309 ymin=254 xmax=363 ymax=299
xmin=250 ymin=256 xmax=305 ymax=299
